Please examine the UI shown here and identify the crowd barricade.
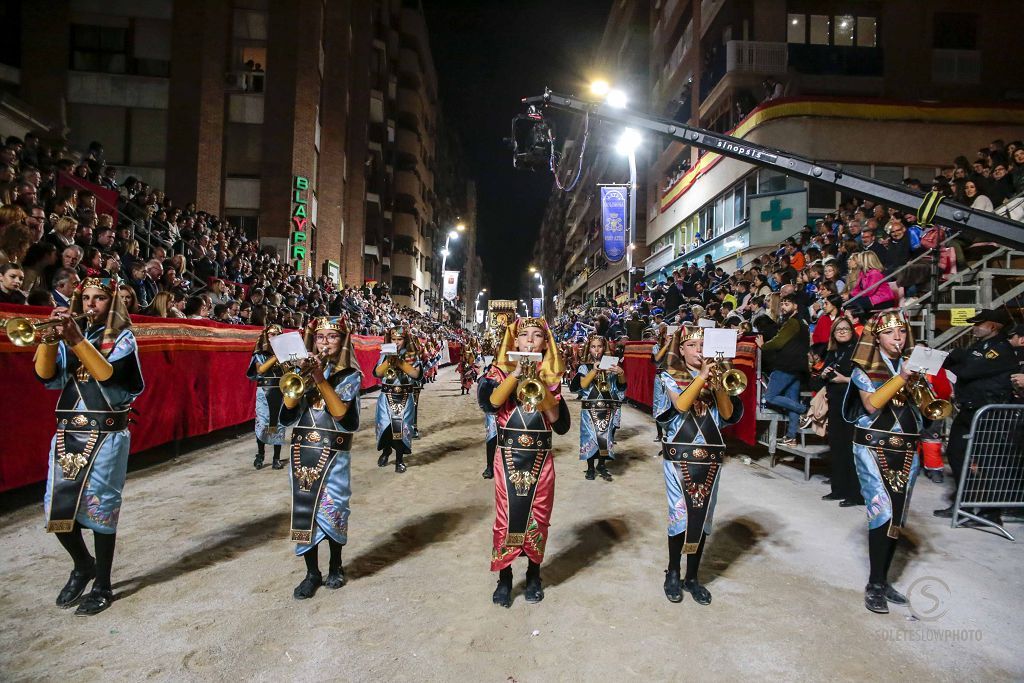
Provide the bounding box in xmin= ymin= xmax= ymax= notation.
xmin=952 ymin=404 xmax=1024 ymax=540
xmin=0 ymin=304 xmax=391 ymax=492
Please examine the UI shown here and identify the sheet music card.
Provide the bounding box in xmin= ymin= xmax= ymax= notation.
xmin=906 ymin=346 xmax=948 ymax=375
xmin=270 ymin=331 xmax=308 ymax=362
xmin=703 ymin=328 xmax=738 ymax=359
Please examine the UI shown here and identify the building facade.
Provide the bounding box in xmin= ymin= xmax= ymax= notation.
xmin=10 ymin=0 xmax=474 ymax=310
xmin=642 ymin=0 xmax=1024 ymax=282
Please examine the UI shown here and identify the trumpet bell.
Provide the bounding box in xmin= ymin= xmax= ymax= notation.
xmin=280 ymin=372 xmax=309 ymax=401
xmin=5 ymin=318 xmax=38 ymax=347
xmin=516 ymin=378 xmax=545 ymax=410
xmin=721 ymin=368 xmax=747 ymax=396
xmin=909 ymin=377 xmax=952 ymax=420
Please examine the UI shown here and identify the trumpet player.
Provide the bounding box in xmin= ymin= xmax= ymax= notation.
xmin=278 ymin=317 xmax=363 ymax=600
xmin=655 ymin=325 xmax=742 ymax=606
xmin=570 ymin=334 xmax=626 ymax=481
xmin=33 ymin=276 xmax=144 ymax=616
xmin=373 ymin=325 xmax=422 ymax=473
xmin=842 ymin=310 xmax=931 ymax=614
xmin=478 ymin=317 xmax=569 ymax=607
xmin=246 ymin=323 xmax=285 ymax=470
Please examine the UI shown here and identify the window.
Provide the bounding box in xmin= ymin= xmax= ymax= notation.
xmin=787 ymin=14 xmax=805 ymax=43
xmin=834 ymin=15 xmax=854 ymax=46
xmin=733 ymin=187 xmax=744 ymax=226
xmin=71 ymin=25 xmax=128 ymax=74
xmin=856 ymin=17 xmax=877 ymax=47
xmin=808 ymin=182 xmax=836 ymax=210
xmin=809 ymin=15 xmax=830 ymax=45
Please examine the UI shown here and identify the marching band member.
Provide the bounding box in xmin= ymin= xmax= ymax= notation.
xmin=246 ymin=323 xmax=286 ymax=469
xmin=843 ymin=310 xmax=930 ymax=614
xmin=478 ymin=316 xmax=570 ymax=607
xmin=651 ymin=323 xmax=671 ymax=443
xmin=570 ymin=334 xmax=626 ymax=481
xmin=459 ymin=344 xmax=479 ymax=395
xmin=655 ymin=325 xmax=742 ymax=606
xmin=373 ymin=325 xmax=422 ymax=473
xmin=34 ymin=276 xmax=144 ymax=616
xmin=279 ymin=317 xmax=362 ymax=600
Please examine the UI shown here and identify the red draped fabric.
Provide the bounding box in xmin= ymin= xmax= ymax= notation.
xmin=721 ymin=337 xmax=758 ymax=446
xmin=621 ymin=341 xmax=656 ymax=409
xmin=57 ymin=171 xmax=119 ymax=227
xmin=0 ymin=304 xmax=387 ymax=491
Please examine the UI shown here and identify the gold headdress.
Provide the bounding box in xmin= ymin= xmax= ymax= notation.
xmin=70 ymin=275 xmax=130 ymax=357
xmin=495 ymin=315 xmax=564 ymax=386
xmin=664 ymin=325 xmax=704 ymax=378
xmin=385 ymin=325 xmax=421 ymax=354
xmin=852 ymin=308 xmax=913 ymax=380
xmin=307 ymin=315 xmax=361 ymax=373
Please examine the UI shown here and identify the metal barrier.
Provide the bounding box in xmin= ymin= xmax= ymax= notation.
xmin=952 ymin=404 xmax=1024 ymax=540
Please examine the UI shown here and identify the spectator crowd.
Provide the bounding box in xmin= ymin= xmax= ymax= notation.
xmin=0 ymin=134 xmax=467 ymax=341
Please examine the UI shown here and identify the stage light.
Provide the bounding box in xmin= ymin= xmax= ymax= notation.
xmin=607 ymin=89 xmax=628 ymax=108
xmin=615 ymin=128 xmax=641 ymax=155
xmin=590 ymin=80 xmax=610 ymax=97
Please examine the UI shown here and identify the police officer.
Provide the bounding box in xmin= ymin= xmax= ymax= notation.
xmin=934 ymin=308 xmax=1018 ymax=518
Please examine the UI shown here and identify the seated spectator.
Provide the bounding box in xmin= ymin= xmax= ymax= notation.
xmin=0 ymin=220 xmax=32 ymax=267
xmin=118 ymin=284 xmax=140 ymax=314
xmin=50 ymin=268 xmax=80 ymax=308
xmin=756 ymin=293 xmax=810 ymax=446
xmin=27 ymin=288 xmax=55 ymax=307
xmin=20 ymin=242 xmax=57 ymax=292
xmin=0 ymin=262 xmax=27 ymax=304
xmin=846 ymin=251 xmax=895 ymax=313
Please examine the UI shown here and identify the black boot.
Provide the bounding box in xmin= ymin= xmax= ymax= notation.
xmin=683 ymin=533 xmax=711 ymax=605
xmin=585 ymin=457 xmax=596 ymax=480
xmin=294 ymin=571 xmax=323 ymax=599
xmin=378 ymin=447 xmax=391 ymax=468
xmin=524 ymin=561 xmax=544 ymax=603
xmin=492 ymin=567 xmax=512 ymax=608
xmin=864 ymin=583 xmax=889 ymax=613
xmin=394 ymin=446 xmax=407 ymax=474
xmin=682 ymin=578 xmax=712 ymax=605
xmin=254 ymin=441 xmax=265 ymax=469
xmin=56 ymin=564 xmax=96 ymax=608
xmin=74 ymin=587 xmax=114 ymax=616
xmin=663 ymin=569 xmax=683 ymax=603
xmin=884 ymin=584 xmax=907 ymax=605
xmin=597 ymin=457 xmax=612 ymax=481
xmin=324 ymin=540 xmax=346 ymax=589
xmin=271 ymin=445 xmax=284 ymax=470
xmin=482 ymin=438 xmax=496 ymax=479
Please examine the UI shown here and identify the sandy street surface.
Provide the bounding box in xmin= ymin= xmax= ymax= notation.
xmin=1 ymin=364 xmax=1021 ymax=682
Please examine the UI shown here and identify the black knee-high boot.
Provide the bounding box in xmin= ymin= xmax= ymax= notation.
xmin=597 ymin=456 xmax=612 ymax=480
xmin=73 ymin=531 xmax=116 ymax=615
xmin=378 ymin=440 xmax=392 ymax=467
xmin=294 ymin=544 xmax=323 ymax=599
xmin=663 ymin=533 xmax=685 ymax=602
xmin=55 ymin=523 xmax=95 ymax=608
xmin=394 ymin=443 xmax=407 ymax=473
xmin=255 ymin=441 xmax=266 ymax=469
xmin=325 ymin=538 xmax=346 ymax=588
xmin=585 ymin=456 xmax=597 ymax=479
xmin=492 ymin=566 xmax=512 ymax=607
xmin=682 ymin=533 xmax=711 ymax=604
xmin=483 ymin=438 xmax=496 ymax=478
xmin=525 ymin=560 xmax=544 ymax=603
xmin=272 ymin=444 xmax=283 ymax=469
xmin=92 ymin=531 xmax=116 ymax=591
xmin=864 ymin=525 xmax=897 ymax=612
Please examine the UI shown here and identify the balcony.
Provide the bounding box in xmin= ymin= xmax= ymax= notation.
xmin=396 ymin=128 xmax=420 ymax=161
xmin=397 ymin=87 xmax=424 ymax=127
xmin=726 ymin=41 xmax=788 ymax=76
xmin=932 ymin=49 xmax=980 ymax=84
xmin=399 ymin=47 xmax=421 ymax=84
xmin=394 ymin=170 xmax=420 ymax=202
xmin=391 ymin=253 xmax=417 ymax=279
xmin=394 ymin=212 xmax=418 ymax=240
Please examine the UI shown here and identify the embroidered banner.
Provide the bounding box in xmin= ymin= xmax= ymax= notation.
xmin=600 ymin=185 xmax=628 ymax=263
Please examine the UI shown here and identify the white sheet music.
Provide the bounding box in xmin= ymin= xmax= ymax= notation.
xmin=381 ymin=343 xmax=398 ymax=354
xmin=270 ymin=331 xmax=308 ymax=362
xmin=703 ymin=328 xmax=738 ymax=358
xmin=906 ymin=345 xmax=948 ymax=375
xmin=508 ymin=352 xmax=542 ymax=363
xmin=698 ymin=318 xmax=717 ymax=328
xmin=598 ymin=355 xmax=619 ymax=369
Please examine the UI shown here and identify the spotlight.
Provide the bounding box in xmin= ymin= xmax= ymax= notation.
xmin=615 ymin=128 xmax=641 ymax=156
xmin=607 ymin=90 xmax=628 ymax=108
xmin=590 ymin=80 xmax=610 ymax=97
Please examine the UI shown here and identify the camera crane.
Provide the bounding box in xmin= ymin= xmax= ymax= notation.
xmin=521 ymin=89 xmax=1024 ymax=248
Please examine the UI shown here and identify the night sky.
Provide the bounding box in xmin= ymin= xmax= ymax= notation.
xmin=424 ymin=0 xmax=614 ymax=299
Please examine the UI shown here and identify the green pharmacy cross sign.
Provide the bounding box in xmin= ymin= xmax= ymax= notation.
xmin=760 ymin=198 xmax=793 ymax=231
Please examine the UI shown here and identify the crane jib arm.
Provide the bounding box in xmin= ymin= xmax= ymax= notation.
xmin=524 ymin=90 xmax=1024 ymax=248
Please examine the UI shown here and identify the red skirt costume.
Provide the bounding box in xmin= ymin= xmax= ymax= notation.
xmin=478 ymin=318 xmax=570 ymax=571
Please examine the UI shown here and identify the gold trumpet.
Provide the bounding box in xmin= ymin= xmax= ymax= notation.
xmin=595 ymin=369 xmax=610 ymax=393
xmin=908 ymin=373 xmax=952 ymax=420
xmin=709 ymin=352 xmax=747 ymax=396
xmin=279 ymin=352 xmax=328 ymax=400
xmin=4 ymin=312 xmax=94 ymax=347
xmin=516 ymin=352 xmax=546 ymax=411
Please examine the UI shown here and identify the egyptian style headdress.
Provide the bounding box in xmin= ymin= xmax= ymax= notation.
xmin=69 ymin=276 xmax=130 ymax=357
xmin=494 ymin=316 xmax=564 ymax=386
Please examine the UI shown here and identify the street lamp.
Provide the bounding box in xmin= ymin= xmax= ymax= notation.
xmin=534 ymin=271 xmax=545 ymax=316
xmin=437 ymin=227 xmax=463 ymax=318
xmin=475 ymin=288 xmax=487 ymax=330
xmin=616 ymin=127 xmax=641 ymax=306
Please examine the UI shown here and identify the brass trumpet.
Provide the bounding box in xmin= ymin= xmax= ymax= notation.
xmin=515 ymin=352 xmax=546 ymax=411
xmin=908 ymin=372 xmax=952 ymax=420
xmin=595 ymin=369 xmax=610 ymax=393
xmin=279 ymin=352 xmax=329 ymax=400
xmin=709 ymin=352 xmax=747 ymax=396
xmin=4 ymin=312 xmax=94 ymax=347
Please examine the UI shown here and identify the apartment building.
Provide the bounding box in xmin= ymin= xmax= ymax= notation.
xmin=643 ymin=0 xmax=1024 ymax=282
xmin=9 ymin=0 xmax=472 ymax=310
